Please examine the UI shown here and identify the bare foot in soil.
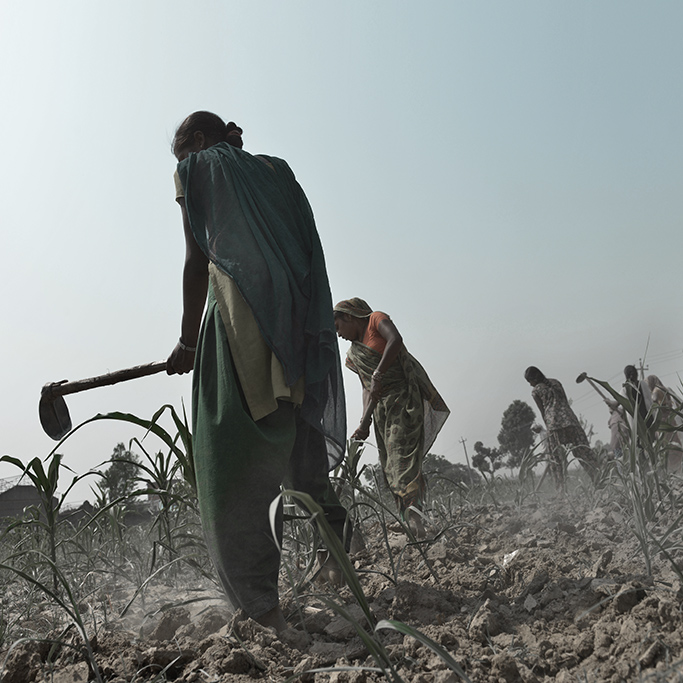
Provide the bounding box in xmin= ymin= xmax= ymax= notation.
xmin=239 ymin=607 xmax=310 ymax=650
xmin=387 ymin=511 xmax=427 ymax=539
xmin=315 ymin=549 xmax=344 ymax=587
xmin=407 ymin=509 xmax=427 ymax=539
xmin=254 ymin=605 xmax=287 ymax=633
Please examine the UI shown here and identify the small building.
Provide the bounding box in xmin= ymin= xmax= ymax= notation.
xmin=0 ymin=483 xmax=54 ymax=521
xmin=0 ymin=477 xmax=155 ymax=528
xmin=60 ymin=500 xmax=96 ymax=527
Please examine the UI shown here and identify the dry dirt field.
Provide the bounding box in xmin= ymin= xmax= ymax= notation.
xmin=3 ymin=489 xmax=683 ymax=682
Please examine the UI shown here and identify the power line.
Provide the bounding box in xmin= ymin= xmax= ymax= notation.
xmin=643 ymin=348 xmax=683 ymax=363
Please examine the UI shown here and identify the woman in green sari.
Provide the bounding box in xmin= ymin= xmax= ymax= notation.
xmin=333 ymin=298 xmax=449 ymax=535
xmin=167 ymin=111 xmax=349 ymax=632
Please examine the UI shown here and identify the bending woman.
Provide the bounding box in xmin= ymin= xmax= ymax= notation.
xmin=166 ymin=111 xmax=349 ymax=632
xmin=333 ymin=298 xmax=449 ymax=530
xmin=524 ymin=366 xmax=598 ymax=487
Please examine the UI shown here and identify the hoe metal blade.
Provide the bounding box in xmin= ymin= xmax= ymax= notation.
xmin=39 ymin=390 xmax=73 ymax=441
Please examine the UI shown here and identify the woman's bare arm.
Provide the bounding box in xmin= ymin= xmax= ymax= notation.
xmin=369 ymin=318 xmax=404 ymax=400
xmin=167 ymin=199 xmax=209 ymax=375
xmin=351 ymin=383 xmax=374 ymax=440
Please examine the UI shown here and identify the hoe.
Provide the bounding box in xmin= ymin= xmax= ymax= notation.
xmin=576 ymin=371 xmax=612 ymax=404
xmin=39 ymin=361 xmax=166 ymax=440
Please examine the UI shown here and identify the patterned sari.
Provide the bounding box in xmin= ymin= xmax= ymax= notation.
xmin=346 ymin=342 xmax=449 ymax=514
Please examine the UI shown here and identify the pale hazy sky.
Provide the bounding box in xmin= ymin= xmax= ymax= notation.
xmin=2 ymin=2 xmax=682 ymax=501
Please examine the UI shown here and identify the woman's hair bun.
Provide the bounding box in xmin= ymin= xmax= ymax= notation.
xmin=173 ymin=111 xmax=244 ymax=154
xmin=226 ymin=121 xmax=244 ymax=149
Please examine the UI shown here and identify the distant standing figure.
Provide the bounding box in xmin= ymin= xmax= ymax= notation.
xmin=333 ymin=298 xmax=450 ymax=534
xmin=606 ymin=402 xmax=628 ymax=459
xmin=646 ymin=374 xmax=682 ymax=472
xmin=524 ymin=366 xmax=598 ymax=487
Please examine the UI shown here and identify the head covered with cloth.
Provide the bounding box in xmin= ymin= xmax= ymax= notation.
xmin=333 ymin=297 xmax=373 ymax=318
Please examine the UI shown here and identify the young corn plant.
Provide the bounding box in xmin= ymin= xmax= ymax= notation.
xmin=513 ymin=444 xmax=546 ymax=508
xmin=60 ymin=403 xmax=196 ymax=494
xmin=334 ymin=439 xmax=367 ymax=486
xmin=274 ymin=489 xmax=403 ymax=680
xmin=80 ymin=426 xmax=215 ymax=616
xmin=0 ymin=452 xmax=94 ymax=594
xmin=111 ymin=438 xmax=188 ymax=573
xmin=275 ymin=490 xmax=470 ymax=682
xmin=0 ymin=550 xmax=105 ymax=683
xmin=590 ymin=375 xmax=683 ymax=577
xmin=0 ymin=404 xmax=209 ymax=679
xmin=344 ymin=465 xmax=439 ymax=585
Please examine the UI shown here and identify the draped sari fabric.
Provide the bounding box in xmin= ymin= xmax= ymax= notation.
xmin=346 ymin=342 xmax=449 ymax=511
xmin=178 ymin=142 xmax=345 ymax=467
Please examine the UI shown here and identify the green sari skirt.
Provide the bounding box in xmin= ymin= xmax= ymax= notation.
xmin=193 ymin=286 xmax=349 ymax=618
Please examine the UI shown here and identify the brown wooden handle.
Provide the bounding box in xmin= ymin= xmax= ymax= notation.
xmin=41 ymin=361 xmax=167 ymax=399
xmin=586 ymin=377 xmax=610 ymax=402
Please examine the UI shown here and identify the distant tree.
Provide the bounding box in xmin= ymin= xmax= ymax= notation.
xmin=422 ymin=453 xmax=481 ymax=490
xmin=98 ymin=443 xmax=142 ymax=503
xmin=497 ymin=400 xmax=536 ymax=469
xmin=472 ymin=441 xmax=503 ymax=475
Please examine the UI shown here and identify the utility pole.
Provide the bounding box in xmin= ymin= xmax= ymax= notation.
xmin=638 ymin=358 xmax=649 ymax=381
xmin=460 ymin=437 xmax=474 ymax=488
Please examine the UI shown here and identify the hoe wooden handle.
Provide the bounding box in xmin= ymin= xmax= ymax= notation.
xmin=41 ymin=361 xmax=167 ymax=399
